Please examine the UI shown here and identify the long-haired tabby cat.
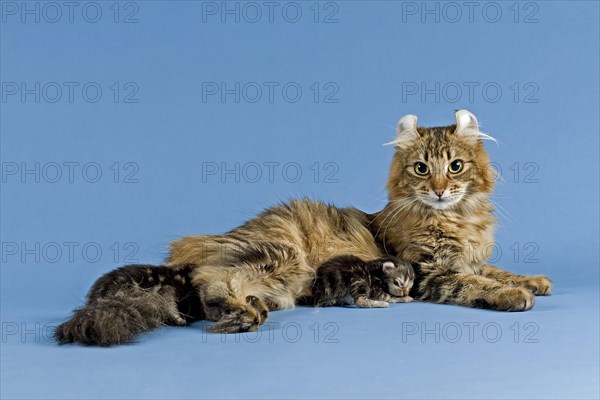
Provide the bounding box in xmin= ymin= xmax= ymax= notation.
xmin=56 ymin=110 xmax=552 ymax=345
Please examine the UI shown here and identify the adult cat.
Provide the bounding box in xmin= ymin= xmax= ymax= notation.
xmin=369 ymin=110 xmax=551 ymax=309
xmin=56 ymin=110 xmax=552 ymax=345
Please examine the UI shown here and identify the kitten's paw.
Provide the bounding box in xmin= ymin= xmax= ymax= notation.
xmin=486 ymin=287 xmax=535 ymax=312
xmin=388 ymin=296 xmax=413 ymax=303
xmin=171 ymin=315 xmax=187 ymax=326
xmin=208 ymin=295 xmax=268 ymax=334
xmin=370 ymin=300 xmax=390 ymax=308
xmin=355 ymin=298 xmax=390 ymax=308
xmin=521 ymin=275 xmax=552 ymax=296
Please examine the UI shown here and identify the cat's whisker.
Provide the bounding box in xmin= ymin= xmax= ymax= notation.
xmin=373 ymin=200 xmax=403 ymax=237
xmin=381 ymin=198 xmax=419 ymax=252
xmin=376 ymin=203 xmax=406 ymax=253
xmin=490 ymin=200 xmax=515 ymax=224
xmin=364 ymin=194 xmax=391 ymax=203
xmin=377 ymin=122 xmax=396 ymax=131
xmin=366 ymin=198 xmax=400 ymax=228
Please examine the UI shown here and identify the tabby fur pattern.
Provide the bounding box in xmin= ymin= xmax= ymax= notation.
xmin=56 ymin=110 xmax=552 ymax=345
xmin=306 ymin=255 xmax=414 ymax=308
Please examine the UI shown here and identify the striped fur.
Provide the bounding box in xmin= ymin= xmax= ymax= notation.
xmin=55 ymin=264 xmax=203 ymax=346
xmin=166 ymin=110 xmax=551 ymax=332
xmin=166 ymin=200 xmax=386 ymax=331
xmin=305 ymin=255 xmax=414 ymax=308
xmin=57 ymin=110 xmax=553 ymax=344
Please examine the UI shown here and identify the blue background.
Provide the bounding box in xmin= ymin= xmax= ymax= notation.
xmin=1 ymin=1 xmax=598 ymax=399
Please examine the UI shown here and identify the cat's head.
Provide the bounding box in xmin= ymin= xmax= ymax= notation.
xmin=379 ymin=257 xmax=414 ymax=297
xmin=386 ymin=110 xmax=495 ymax=212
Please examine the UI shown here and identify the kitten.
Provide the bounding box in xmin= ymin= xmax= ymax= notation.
xmin=309 ymin=255 xmax=414 ymax=308
xmin=55 ymin=264 xmax=204 ymax=346
xmin=56 ymin=264 xmax=270 ymax=344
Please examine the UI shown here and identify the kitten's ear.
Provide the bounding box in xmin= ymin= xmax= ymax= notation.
xmin=382 ymin=261 xmax=397 ymax=272
xmin=385 ymin=114 xmax=419 ymax=147
xmin=454 ymin=110 xmax=497 ymax=143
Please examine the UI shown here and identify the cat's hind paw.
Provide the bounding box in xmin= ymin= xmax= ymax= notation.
xmin=209 ymin=311 xmax=259 ymax=333
xmin=208 ymin=295 xmax=268 ymax=334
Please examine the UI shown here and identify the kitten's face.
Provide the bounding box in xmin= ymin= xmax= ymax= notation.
xmin=381 ymin=259 xmax=414 ymax=297
xmin=387 ymin=112 xmax=494 ymax=212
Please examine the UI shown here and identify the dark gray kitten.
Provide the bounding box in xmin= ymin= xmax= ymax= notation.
xmin=55 ymin=264 xmax=203 ymax=346
xmin=309 ymin=255 xmax=415 ymax=308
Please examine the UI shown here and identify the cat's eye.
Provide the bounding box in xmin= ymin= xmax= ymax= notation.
xmin=414 ymin=162 xmax=429 ymax=176
xmin=448 ymin=160 xmax=464 ymax=174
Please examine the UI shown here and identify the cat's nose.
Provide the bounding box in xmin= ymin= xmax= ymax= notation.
xmin=434 ymin=189 xmax=445 ymax=198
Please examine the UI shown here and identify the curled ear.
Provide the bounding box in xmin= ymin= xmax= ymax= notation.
xmin=382 ymin=261 xmax=397 ymax=272
xmin=455 ymin=109 xmax=479 ymax=134
xmin=454 ymin=110 xmax=496 ymax=143
xmin=385 ymin=114 xmax=419 ymax=147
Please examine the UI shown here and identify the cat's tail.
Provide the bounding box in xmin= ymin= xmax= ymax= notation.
xmin=55 ymin=290 xmax=178 ymax=346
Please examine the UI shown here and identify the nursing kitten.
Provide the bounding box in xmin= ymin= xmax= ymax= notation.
xmin=55 ymin=264 xmax=204 ymax=346
xmin=309 ymin=255 xmax=414 ymax=308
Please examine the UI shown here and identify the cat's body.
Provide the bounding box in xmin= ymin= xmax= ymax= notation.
xmin=166 ymin=200 xmax=386 ymax=333
xmin=307 ymin=255 xmax=414 ymax=308
xmin=56 ymin=110 xmax=552 ymax=345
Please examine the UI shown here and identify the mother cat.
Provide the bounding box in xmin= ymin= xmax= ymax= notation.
xmin=56 ymin=110 xmax=552 ymax=345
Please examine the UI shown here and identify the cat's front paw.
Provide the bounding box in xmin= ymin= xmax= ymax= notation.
xmin=521 ymin=275 xmax=552 ymax=296
xmin=486 ymin=287 xmax=535 ymax=312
